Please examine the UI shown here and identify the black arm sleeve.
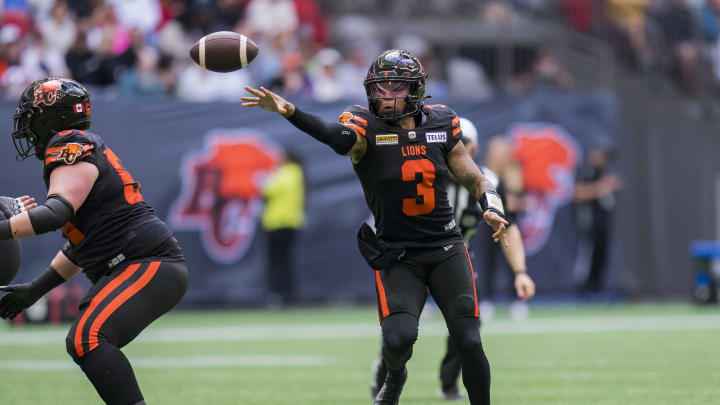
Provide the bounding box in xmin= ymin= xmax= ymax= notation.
xmin=0 ymin=220 xmax=10 ymax=240
xmin=28 ymin=265 xmax=66 ymax=297
xmin=27 ymin=195 xmax=74 ymax=235
xmin=285 ymin=107 xmax=358 ymax=155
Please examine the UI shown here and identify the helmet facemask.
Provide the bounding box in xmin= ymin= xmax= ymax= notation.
xmin=12 ymin=106 xmax=43 ymax=161
xmin=365 ymin=79 xmax=421 ymax=121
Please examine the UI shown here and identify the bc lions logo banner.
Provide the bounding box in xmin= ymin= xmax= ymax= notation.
xmin=510 ymin=123 xmax=581 ymax=255
xmin=169 ymin=130 xmax=282 ymax=264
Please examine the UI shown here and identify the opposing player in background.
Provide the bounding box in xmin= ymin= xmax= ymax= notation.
xmin=242 ymin=50 xmax=507 ymax=405
xmin=0 ymin=77 xmax=188 ymax=405
xmin=370 ymin=117 xmax=536 ymax=401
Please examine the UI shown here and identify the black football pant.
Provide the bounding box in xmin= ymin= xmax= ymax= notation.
xmin=66 ymin=259 xmax=189 ymax=405
xmin=375 ymin=244 xmax=491 ymax=405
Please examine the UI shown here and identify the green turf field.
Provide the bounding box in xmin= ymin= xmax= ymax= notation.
xmin=0 ymin=303 xmax=719 ymax=404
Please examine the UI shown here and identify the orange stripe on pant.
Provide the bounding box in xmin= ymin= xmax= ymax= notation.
xmin=87 ymin=261 xmax=161 ymax=352
xmin=375 ymin=270 xmax=390 ymax=318
xmin=464 ymin=246 xmax=480 ymax=318
xmin=74 ymin=263 xmax=142 ymax=357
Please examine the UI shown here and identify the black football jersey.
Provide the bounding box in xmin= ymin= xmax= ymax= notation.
xmin=43 ymin=129 xmax=183 ymax=283
xmin=341 ymin=104 xmax=465 ymax=249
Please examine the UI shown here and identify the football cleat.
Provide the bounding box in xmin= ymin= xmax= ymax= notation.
xmin=374 ymin=367 xmax=407 ymax=405
xmin=437 ymin=387 xmax=466 ymax=401
xmin=370 ymin=356 xmax=387 ymax=398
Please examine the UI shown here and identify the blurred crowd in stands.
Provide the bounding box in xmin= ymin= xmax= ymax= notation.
xmin=0 ymin=0 xmax=569 ymax=102
xmin=1 ymin=0 xmax=718 ymax=102
xmin=557 ymin=0 xmax=720 ymax=97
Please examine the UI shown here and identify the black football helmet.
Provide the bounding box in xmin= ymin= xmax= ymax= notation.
xmin=12 ymin=77 xmax=92 ymax=160
xmin=364 ymin=49 xmax=428 ymax=121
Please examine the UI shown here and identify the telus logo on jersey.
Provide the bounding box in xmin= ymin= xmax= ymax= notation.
xmin=169 ymin=130 xmax=282 ymax=264
xmin=426 ymin=132 xmax=446 ymax=143
xmin=509 ymin=123 xmax=581 ymax=255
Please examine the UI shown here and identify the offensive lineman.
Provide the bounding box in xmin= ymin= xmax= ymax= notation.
xmin=242 ymin=49 xmax=506 ymax=405
xmin=0 ymin=77 xmax=188 ymax=405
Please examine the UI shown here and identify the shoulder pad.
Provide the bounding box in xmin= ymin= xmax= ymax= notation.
xmin=44 ymin=130 xmax=96 ymax=167
xmin=338 ymin=105 xmax=371 ymax=137
xmin=425 ymin=105 xmax=461 ymax=137
xmin=46 ymin=129 xmax=92 ymax=148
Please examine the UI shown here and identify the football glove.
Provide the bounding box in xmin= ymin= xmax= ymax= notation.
xmin=0 ymin=266 xmax=65 ymax=319
xmin=0 ymin=196 xmax=25 ymax=219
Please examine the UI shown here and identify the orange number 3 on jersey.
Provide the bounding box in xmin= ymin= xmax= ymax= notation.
xmin=402 ymin=158 xmax=436 ymax=216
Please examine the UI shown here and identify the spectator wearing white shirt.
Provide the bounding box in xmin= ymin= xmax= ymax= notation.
xmin=245 ymin=0 xmax=299 ymax=38
xmin=38 ymin=1 xmax=77 ymax=55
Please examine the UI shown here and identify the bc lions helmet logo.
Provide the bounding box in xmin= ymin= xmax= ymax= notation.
xmin=169 ymin=131 xmax=282 ymax=264
xmin=510 ymin=123 xmax=581 ymax=255
xmin=33 ymin=80 xmax=64 ymax=107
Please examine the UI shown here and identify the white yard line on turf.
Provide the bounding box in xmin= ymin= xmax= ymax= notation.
xmin=0 ymin=355 xmax=329 ymax=371
xmin=1 ymin=313 xmax=719 ymax=346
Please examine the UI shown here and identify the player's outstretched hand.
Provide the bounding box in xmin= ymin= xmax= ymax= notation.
xmin=483 ymin=211 xmax=509 ymax=247
xmin=241 ymin=86 xmax=294 ymax=116
xmin=514 ymin=272 xmax=536 ymax=301
xmin=0 ymin=196 xmax=37 ymax=219
xmin=0 ymin=283 xmax=40 ymax=320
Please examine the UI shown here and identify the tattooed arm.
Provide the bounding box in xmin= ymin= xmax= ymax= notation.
xmin=447 ymin=141 xmax=509 ymax=245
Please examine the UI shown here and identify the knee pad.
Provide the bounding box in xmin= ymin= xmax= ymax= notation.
xmin=450 ymin=294 xmax=477 ymax=318
xmin=382 ymin=314 xmax=419 ymax=354
xmin=383 ymin=328 xmax=418 ymax=353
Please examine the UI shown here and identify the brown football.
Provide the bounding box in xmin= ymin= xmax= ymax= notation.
xmin=189 ymin=31 xmax=259 ymax=73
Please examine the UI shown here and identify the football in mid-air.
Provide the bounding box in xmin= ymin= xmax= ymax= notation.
xmin=0 ymin=213 xmax=20 ymax=285
xmin=189 ymin=31 xmax=259 ymax=73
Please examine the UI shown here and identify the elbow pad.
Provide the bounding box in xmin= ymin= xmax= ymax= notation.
xmin=286 ymin=107 xmax=357 ymax=155
xmin=28 ymin=195 xmax=74 ymax=235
